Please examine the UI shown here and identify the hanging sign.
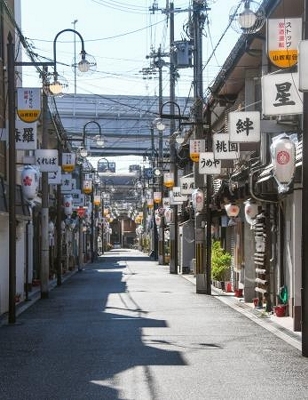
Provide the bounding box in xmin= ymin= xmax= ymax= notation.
xmin=169 ymin=187 xmax=187 ymax=205
xmin=62 ymin=153 xmax=76 ymax=172
xmin=15 ymin=119 xmax=37 ymax=150
xmin=180 ymin=175 xmax=195 ymax=195
xmin=61 ymin=173 xmax=73 ymax=192
xmin=213 ymin=133 xmax=239 ymax=159
xmin=48 ymin=166 xmax=62 ymax=185
xmin=267 ymin=18 xmax=302 ymax=69
xmin=17 ymin=88 xmax=41 ymax=123
xmin=199 ymin=152 xmax=221 ymax=175
xmin=262 ymin=73 xmax=303 ymax=116
xmin=93 ymin=195 xmax=101 ymax=206
xmin=163 ymin=197 xmax=170 ymax=208
xmin=72 ymin=189 xmax=82 ymax=207
xmin=35 ymin=149 xmax=58 ymax=172
xmin=229 ymin=111 xmax=260 ymax=142
xmin=153 ymin=191 xmax=162 ymax=204
xmin=83 ymin=180 xmax=93 ymax=194
xmin=190 ymin=139 xmax=205 ymax=162
xmin=164 ymin=172 xmax=174 ymax=188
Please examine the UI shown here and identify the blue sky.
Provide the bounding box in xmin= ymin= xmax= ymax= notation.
xmin=20 ymin=0 xmax=240 ymax=98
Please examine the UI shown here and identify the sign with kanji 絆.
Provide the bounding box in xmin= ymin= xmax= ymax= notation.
xmin=213 ymin=133 xmax=239 ymax=160
xmin=262 ymin=73 xmax=303 ymax=116
xmin=267 ymin=18 xmax=302 ymax=69
xmin=17 ymin=88 xmax=41 ymax=123
xmin=15 ymin=119 xmax=37 ymax=150
xmin=35 ymin=149 xmax=59 ymax=172
xmin=199 ymin=152 xmax=221 ymax=175
xmin=229 ymin=111 xmax=260 ymax=143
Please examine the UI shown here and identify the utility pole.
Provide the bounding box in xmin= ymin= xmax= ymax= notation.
xmin=41 ymin=66 xmax=50 ymax=298
xmin=72 ymin=19 xmax=78 ymax=95
xmin=192 ymin=0 xmax=210 ymax=294
xmin=168 ymin=1 xmax=178 ymax=274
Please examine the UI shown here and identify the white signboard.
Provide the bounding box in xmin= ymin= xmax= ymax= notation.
xmin=17 ymin=87 xmax=41 ymax=123
xmin=199 ymin=152 xmax=221 ymax=175
xmin=72 ymin=189 xmax=82 ymax=207
xmin=180 ymin=176 xmax=195 ymax=194
xmin=262 ymin=73 xmax=303 ymax=116
xmin=35 ymin=149 xmax=58 ymax=172
xmin=15 ymin=119 xmax=37 ymax=150
xmin=169 ymin=187 xmax=187 ymax=205
xmin=190 ymin=139 xmax=205 ymax=162
xmin=48 ymin=166 xmax=62 ymax=185
xmin=61 ymin=173 xmax=73 ymax=192
xmin=229 ymin=111 xmax=260 ymax=142
xmin=163 ymin=197 xmax=170 ymax=208
xmin=267 ymin=18 xmax=301 ymax=69
xmin=213 ymin=133 xmax=239 ymax=159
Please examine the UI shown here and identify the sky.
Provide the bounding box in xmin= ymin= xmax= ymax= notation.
xmin=19 ymin=0 xmax=241 ymax=171
xmin=20 ymin=0 xmax=240 ymax=99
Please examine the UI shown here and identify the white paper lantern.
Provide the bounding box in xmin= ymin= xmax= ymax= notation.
xmin=165 ymin=207 xmax=174 ymax=223
xmin=271 ymin=135 xmax=296 ymax=192
xmin=21 ymin=165 xmax=40 ymax=200
xmin=224 ymin=203 xmax=240 ymax=218
xmin=244 ymin=199 xmax=258 ymax=225
xmin=192 ymin=189 xmax=204 ymax=212
xmin=64 ymin=195 xmax=73 ymax=216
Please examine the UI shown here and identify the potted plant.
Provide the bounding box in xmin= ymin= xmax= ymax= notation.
xmin=211 ymin=240 xmax=232 ymax=289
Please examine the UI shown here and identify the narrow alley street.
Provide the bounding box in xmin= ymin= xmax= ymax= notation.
xmin=0 ymin=249 xmax=307 ymax=400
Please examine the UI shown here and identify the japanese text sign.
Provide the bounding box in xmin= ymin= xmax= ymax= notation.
xmin=35 ymin=149 xmax=58 ymax=172
xmin=199 ymin=152 xmax=221 ymax=175
xmin=229 ymin=111 xmax=260 ymax=143
xmin=17 ymin=88 xmax=41 ymax=123
xmin=267 ymin=18 xmax=302 ymax=69
xmin=48 ymin=167 xmax=62 ymax=185
xmin=180 ymin=176 xmax=195 ymax=195
xmin=262 ymin=73 xmax=303 ymax=116
xmin=190 ymin=139 xmax=205 ymax=162
xmin=15 ymin=119 xmax=37 ymax=150
xmin=213 ymin=133 xmax=239 ymax=159
xmin=61 ymin=173 xmax=73 ymax=192
xmin=169 ymin=187 xmax=187 ymax=205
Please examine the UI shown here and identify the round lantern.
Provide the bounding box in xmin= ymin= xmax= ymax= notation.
xmin=93 ymin=195 xmax=101 ymax=206
xmin=224 ymin=202 xmax=240 ymax=218
xmin=147 ymin=198 xmax=154 ymax=209
xmin=244 ymin=199 xmax=259 ymax=225
xmin=64 ymin=195 xmax=73 ymax=216
xmin=21 ymin=165 xmax=40 ymax=201
xmin=62 ymin=153 xmax=76 ymax=173
xmin=154 ymin=210 xmax=161 ymax=226
xmin=271 ymin=135 xmax=296 ymax=193
xmin=192 ymin=188 xmax=204 ymax=212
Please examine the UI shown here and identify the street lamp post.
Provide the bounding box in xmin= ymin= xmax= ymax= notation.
xmin=6 ymin=28 xmax=95 ymax=322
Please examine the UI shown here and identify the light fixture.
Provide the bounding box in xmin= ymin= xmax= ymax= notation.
xmin=229 ymin=0 xmax=266 ymax=35
xmin=244 ymin=199 xmax=259 ymax=225
xmin=224 ymin=202 xmax=240 ymax=218
xmin=270 ymin=134 xmax=296 ymax=194
xmin=153 ymin=118 xmax=165 ymax=131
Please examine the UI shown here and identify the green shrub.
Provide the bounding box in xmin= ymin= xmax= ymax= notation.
xmin=211 ymin=240 xmax=232 ymax=281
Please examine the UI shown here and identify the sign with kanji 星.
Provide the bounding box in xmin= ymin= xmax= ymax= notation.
xmin=190 ymin=139 xmax=205 ymax=162
xmin=15 ymin=119 xmax=37 ymax=150
xmin=35 ymin=149 xmax=58 ymax=172
xmin=17 ymin=88 xmax=41 ymax=123
xmin=213 ymin=133 xmax=239 ymax=159
xmin=199 ymin=152 xmax=221 ymax=175
xmin=262 ymin=73 xmax=303 ymax=116
xmin=267 ymin=18 xmax=302 ymax=69
xmin=229 ymin=111 xmax=260 ymax=143
xmin=180 ymin=175 xmax=195 ymax=195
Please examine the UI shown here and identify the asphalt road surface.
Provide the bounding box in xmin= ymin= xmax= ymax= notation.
xmin=0 ymin=249 xmax=308 ymax=400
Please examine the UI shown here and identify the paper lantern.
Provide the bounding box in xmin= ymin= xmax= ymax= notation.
xmin=224 ymin=203 xmax=240 ymax=218
xmin=21 ymin=165 xmax=40 ymax=200
xmin=83 ymin=180 xmax=92 ymax=194
xmin=153 ymin=191 xmax=162 ymax=204
xmin=64 ymin=195 xmax=73 ymax=216
xmin=192 ymin=189 xmax=204 ymax=212
xmin=271 ymin=135 xmax=296 ymax=193
xmin=244 ymin=199 xmax=258 ymax=225
xmin=164 ymin=172 xmax=174 ymax=188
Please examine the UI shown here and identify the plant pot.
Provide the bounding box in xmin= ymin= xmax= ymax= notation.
xmin=234 ymin=288 xmax=243 ymax=297
xmin=253 ymin=298 xmax=260 ymax=307
xmin=274 ymin=304 xmax=287 ymax=317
